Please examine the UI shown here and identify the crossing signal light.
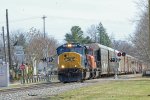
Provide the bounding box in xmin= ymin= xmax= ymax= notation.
xmin=122 ymin=52 xmax=126 ymax=56
xmin=110 ymin=58 xmax=115 ymax=62
xmin=48 ymin=57 xmax=54 ymax=62
xmin=41 ymin=58 xmax=47 ymax=62
xmin=41 ymin=57 xmax=54 ymax=62
xmin=110 ymin=58 xmax=121 ymax=62
xmin=117 ymin=52 xmax=126 ymax=57
xmin=117 ymin=52 xmax=121 ymax=57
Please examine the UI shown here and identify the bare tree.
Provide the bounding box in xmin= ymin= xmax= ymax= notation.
xmin=87 ymin=24 xmax=98 ymax=42
xmin=130 ymin=0 xmax=150 ymax=63
xmin=112 ymin=40 xmax=134 ymax=55
xmin=9 ymin=27 xmax=58 ymax=68
xmin=25 ymin=28 xmax=58 ymax=64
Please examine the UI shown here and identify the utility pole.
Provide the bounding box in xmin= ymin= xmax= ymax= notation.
xmin=6 ymin=9 xmax=12 ymax=69
xmin=42 ymin=15 xmax=47 ymax=38
xmin=99 ymin=32 xmax=101 ymax=44
xmin=2 ymin=26 xmax=6 ymax=62
xmin=42 ymin=15 xmax=48 ymax=75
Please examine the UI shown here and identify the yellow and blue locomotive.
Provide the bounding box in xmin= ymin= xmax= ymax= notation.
xmin=56 ymin=43 xmax=96 ymax=82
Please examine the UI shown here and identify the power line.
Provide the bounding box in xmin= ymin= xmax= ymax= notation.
xmin=10 ymin=17 xmax=41 ymax=22
xmin=0 ymin=16 xmax=41 ymax=24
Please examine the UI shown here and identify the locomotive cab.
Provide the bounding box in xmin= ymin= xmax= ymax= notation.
xmin=56 ymin=43 xmax=86 ymax=82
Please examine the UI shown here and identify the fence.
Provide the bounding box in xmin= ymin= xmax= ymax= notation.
xmin=20 ymin=75 xmax=58 ymax=84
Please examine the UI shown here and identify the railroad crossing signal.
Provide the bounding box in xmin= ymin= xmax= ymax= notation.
xmin=117 ymin=52 xmax=126 ymax=57
xmin=41 ymin=57 xmax=54 ymax=62
xmin=122 ymin=52 xmax=126 ymax=56
xmin=41 ymin=58 xmax=47 ymax=62
xmin=110 ymin=58 xmax=121 ymax=62
xmin=117 ymin=52 xmax=122 ymax=57
xmin=48 ymin=57 xmax=54 ymax=62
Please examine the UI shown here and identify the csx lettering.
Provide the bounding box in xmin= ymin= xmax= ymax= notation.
xmin=64 ymin=57 xmax=75 ymax=62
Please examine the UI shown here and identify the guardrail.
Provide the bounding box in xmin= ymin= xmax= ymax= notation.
xmin=20 ymin=75 xmax=58 ymax=84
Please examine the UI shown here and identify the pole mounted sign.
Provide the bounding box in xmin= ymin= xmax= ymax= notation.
xmin=14 ymin=46 xmax=24 ymax=64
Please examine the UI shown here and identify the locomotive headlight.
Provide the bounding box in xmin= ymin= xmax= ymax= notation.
xmin=61 ymin=65 xmax=65 ymax=68
xmin=67 ymin=44 xmax=72 ymax=48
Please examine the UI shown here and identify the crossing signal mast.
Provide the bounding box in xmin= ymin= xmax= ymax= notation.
xmin=117 ymin=52 xmax=126 ymax=73
xmin=110 ymin=51 xmax=126 ymax=79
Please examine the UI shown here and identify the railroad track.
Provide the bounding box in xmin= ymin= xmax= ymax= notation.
xmin=0 ymin=74 xmax=142 ymax=100
xmin=0 ymin=82 xmax=62 ymax=94
xmin=0 ymin=74 xmax=141 ymax=94
xmin=0 ymin=81 xmax=83 ymax=94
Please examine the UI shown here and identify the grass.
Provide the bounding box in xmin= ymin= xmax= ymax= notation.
xmin=46 ymin=78 xmax=150 ymax=100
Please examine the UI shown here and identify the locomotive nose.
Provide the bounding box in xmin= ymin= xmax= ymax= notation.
xmin=58 ymin=52 xmax=81 ymax=69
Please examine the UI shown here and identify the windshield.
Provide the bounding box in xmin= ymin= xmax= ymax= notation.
xmin=57 ymin=47 xmax=83 ymax=55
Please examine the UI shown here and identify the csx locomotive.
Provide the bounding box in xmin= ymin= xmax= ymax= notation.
xmin=56 ymin=43 xmax=147 ymax=83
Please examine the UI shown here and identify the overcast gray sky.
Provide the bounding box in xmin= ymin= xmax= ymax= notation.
xmin=0 ymin=0 xmax=138 ymax=43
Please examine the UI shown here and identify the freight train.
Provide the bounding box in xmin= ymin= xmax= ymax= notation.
xmin=56 ymin=43 xmax=147 ymax=83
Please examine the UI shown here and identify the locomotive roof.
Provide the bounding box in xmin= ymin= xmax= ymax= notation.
xmin=86 ymin=43 xmax=142 ymax=61
xmin=86 ymin=43 xmax=117 ymax=52
xmin=57 ymin=43 xmax=83 ymax=49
